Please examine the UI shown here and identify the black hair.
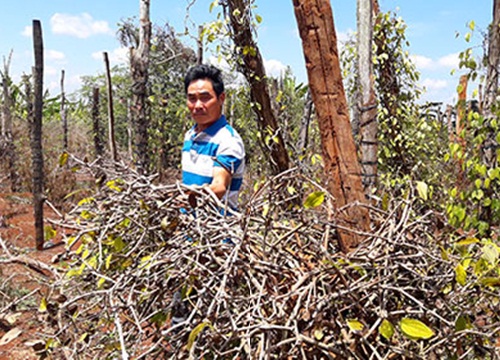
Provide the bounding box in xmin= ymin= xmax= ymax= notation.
xmin=184 ymin=64 xmax=225 ymax=97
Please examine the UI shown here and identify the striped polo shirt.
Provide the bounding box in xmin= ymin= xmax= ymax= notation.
xmin=182 ymin=115 xmax=245 ymax=209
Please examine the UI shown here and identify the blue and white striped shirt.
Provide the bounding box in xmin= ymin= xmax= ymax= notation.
xmin=182 ymin=115 xmax=245 ymax=209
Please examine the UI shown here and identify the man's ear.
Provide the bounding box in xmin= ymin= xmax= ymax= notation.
xmin=219 ymin=92 xmax=226 ymax=103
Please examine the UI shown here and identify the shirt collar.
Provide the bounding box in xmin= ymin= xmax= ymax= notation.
xmin=192 ymin=115 xmax=227 ymax=137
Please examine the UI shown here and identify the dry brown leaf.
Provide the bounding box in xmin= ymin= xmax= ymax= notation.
xmin=0 ymin=313 xmax=22 ymax=325
xmin=0 ymin=327 xmax=23 ymax=346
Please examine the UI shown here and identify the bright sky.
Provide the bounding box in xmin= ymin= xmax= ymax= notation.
xmin=0 ymin=0 xmax=493 ymax=105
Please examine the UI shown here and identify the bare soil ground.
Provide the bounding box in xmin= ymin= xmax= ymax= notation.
xmin=0 ymin=192 xmax=67 ymax=359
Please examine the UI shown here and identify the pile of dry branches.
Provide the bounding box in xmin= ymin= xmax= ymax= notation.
xmin=39 ymin=158 xmax=499 ymax=359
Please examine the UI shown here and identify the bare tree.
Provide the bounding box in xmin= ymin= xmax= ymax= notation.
xmin=130 ymin=0 xmax=151 ymax=173
xmin=32 ymin=20 xmax=45 ymax=251
xmin=60 ymin=70 xmax=68 ymax=151
xmin=293 ymin=0 xmax=370 ymax=252
xmin=103 ymin=52 xmax=117 ymax=162
xmin=92 ymin=87 xmax=104 ymax=158
xmin=357 ymin=0 xmax=378 ymax=189
xmin=224 ymin=0 xmax=290 ymax=175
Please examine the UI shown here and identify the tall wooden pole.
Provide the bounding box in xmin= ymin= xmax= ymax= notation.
xmin=293 ymin=0 xmax=370 ymax=252
xmin=60 ymin=69 xmax=68 ymax=151
xmin=225 ymin=0 xmax=290 ymax=175
xmin=32 ymin=20 xmax=45 ymax=251
xmin=130 ymin=0 xmax=151 ymax=173
xmin=103 ymin=52 xmax=117 ymax=162
xmin=92 ymin=87 xmax=104 ymax=158
xmin=357 ymin=0 xmax=378 ymax=189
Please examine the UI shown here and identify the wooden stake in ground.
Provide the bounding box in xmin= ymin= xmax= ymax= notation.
xmin=92 ymin=87 xmax=104 ymax=158
xmin=130 ymin=0 xmax=151 ymax=173
xmin=31 ymin=19 xmax=45 ymax=251
xmin=103 ymin=52 xmax=117 ymax=162
xmin=357 ymin=0 xmax=378 ymax=189
xmin=225 ymin=0 xmax=290 ymax=175
xmin=60 ymin=70 xmax=68 ymax=151
xmin=293 ymin=0 xmax=370 ymax=252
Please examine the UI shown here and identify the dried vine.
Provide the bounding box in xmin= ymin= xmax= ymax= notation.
xmin=31 ymin=157 xmax=500 ymax=359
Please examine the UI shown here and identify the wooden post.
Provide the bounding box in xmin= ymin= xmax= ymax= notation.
xmin=103 ymin=52 xmax=117 ymax=162
xmin=31 ymin=20 xmax=45 ymax=251
xmin=293 ymin=0 xmax=370 ymax=252
xmin=226 ymin=0 xmax=290 ymax=175
xmin=357 ymin=0 xmax=378 ymax=189
xmin=130 ymin=0 xmax=151 ymax=173
xmin=60 ymin=69 xmax=68 ymax=151
xmin=92 ymin=87 xmax=104 ymax=158
xmin=197 ymin=25 xmax=204 ymax=65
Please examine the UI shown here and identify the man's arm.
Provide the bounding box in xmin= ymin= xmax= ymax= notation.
xmin=208 ymin=166 xmax=232 ymax=199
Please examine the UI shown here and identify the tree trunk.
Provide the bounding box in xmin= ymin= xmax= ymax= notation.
xmin=130 ymin=0 xmax=151 ymax=173
xmin=92 ymin=87 xmax=104 ymax=158
xmin=103 ymin=52 xmax=117 ymax=162
xmin=293 ymin=0 xmax=370 ymax=253
xmin=225 ymin=0 xmax=290 ymax=175
xmin=31 ymin=20 xmax=45 ymax=251
xmin=60 ymin=70 xmax=68 ymax=151
xmin=482 ymin=0 xmax=500 ymax=168
xmin=357 ymin=0 xmax=378 ymax=189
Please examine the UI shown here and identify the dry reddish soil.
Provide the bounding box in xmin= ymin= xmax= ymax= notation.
xmin=0 ymin=192 xmax=68 ymax=359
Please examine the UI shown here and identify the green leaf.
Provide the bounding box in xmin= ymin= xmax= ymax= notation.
xmin=97 ymin=277 xmax=106 ymax=289
xmin=480 ymin=277 xmax=500 ymax=287
xmin=187 ymin=322 xmax=210 ymax=350
xmin=39 ymin=297 xmax=47 ymax=313
xmin=304 ymin=191 xmax=325 ymax=209
xmin=455 ymin=315 xmax=469 ymax=331
xmin=105 ymin=254 xmax=112 ymax=270
xmin=456 ymin=237 xmax=479 ymax=246
xmin=106 ymin=180 xmax=123 ymax=192
xmin=78 ymin=333 xmax=88 ymax=343
xmin=313 ymin=328 xmax=324 ymax=340
xmin=44 ymin=226 xmax=57 ymax=241
xmin=114 ymin=236 xmax=126 ymax=252
xmin=455 ymin=264 xmax=467 ymax=286
xmin=209 ymin=0 xmax=218 ymax=13
xmin=400 ymin=318 xmax=435 ymax=340
xmin=255 ymin=14 xmax=263 ymax=24
xmin=416 ymin=181 xmax=428 ymax=201
xmin=482 ymin=244 xmax=499 ymax=265
xmin=379 ymin=319 xmax=395 ymax=340
xmin=59 ymin=152 xmax=69 ymax=167
xmin=347 ymin=319 xmax=364 ymax=332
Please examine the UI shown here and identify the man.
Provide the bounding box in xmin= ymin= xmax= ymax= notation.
xmin=181 ymin=64 xmax=245 ymax=210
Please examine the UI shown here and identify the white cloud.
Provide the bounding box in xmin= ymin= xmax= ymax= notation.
xmin=411 ymin=54 xmax=433 ymax=69
xmin=337 ymin=29 xmax=354 ymax=44
xmin=50 ymin=13 xmax=112 ymax=39
xmin=264 ymin=59 xmax=287 ymax=78
xmin=21 ymin=25 xmax=32 ymax=37
xmin=92 ymin=47 xmax=129 ymax=65
xmin=438 ymin=53 xmax=460 ymax=69
xmin=45 ymin=65 xmax=58 ymax=76
xmin=46 ymin=49 xmax=66 ymax=62
xmin=421 ymin=78 xmax=448 ymax=90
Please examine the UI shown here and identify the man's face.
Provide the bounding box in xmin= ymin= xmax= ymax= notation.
xmin=187 ymin=78 xmax=225 ymax=131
